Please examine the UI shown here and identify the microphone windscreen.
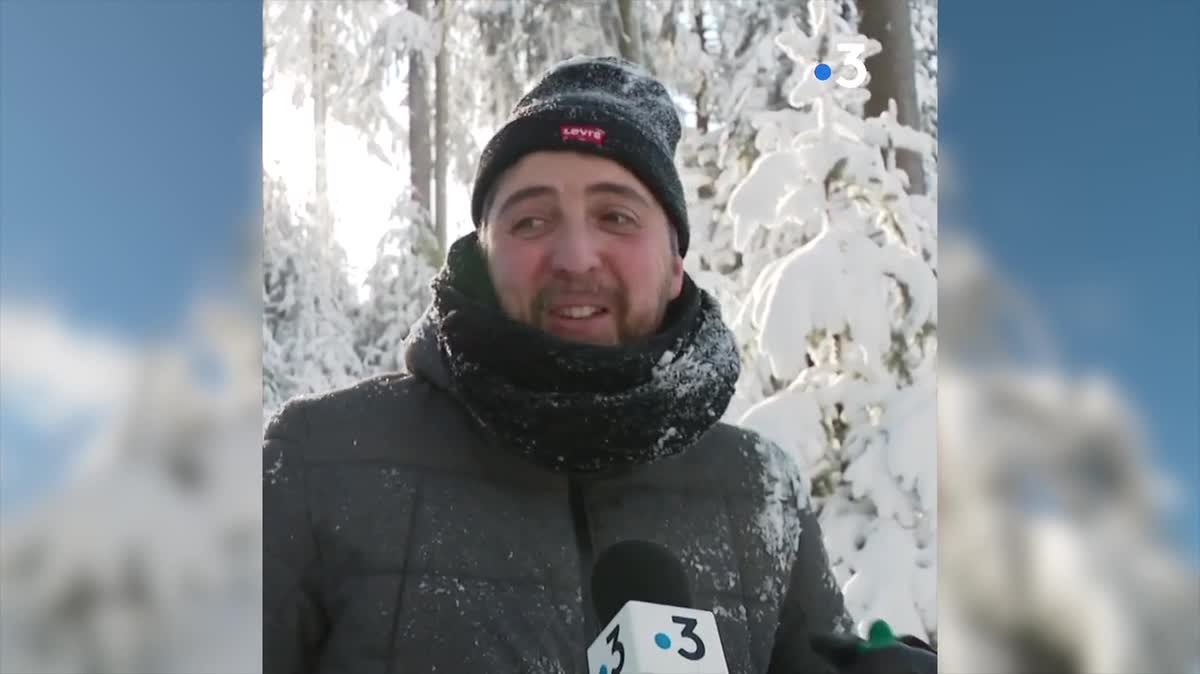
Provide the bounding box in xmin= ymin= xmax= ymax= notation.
xmin=590 ymin=540 xmax=693 ymax=628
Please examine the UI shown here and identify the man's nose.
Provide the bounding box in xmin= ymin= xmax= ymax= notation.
xmin=548 ymin=221 xmax=602 ymax=275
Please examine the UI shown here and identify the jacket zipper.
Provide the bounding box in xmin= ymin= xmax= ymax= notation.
xmin=567 ymin=477 xmax=597 ymax=640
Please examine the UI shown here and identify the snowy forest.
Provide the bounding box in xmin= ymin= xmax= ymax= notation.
xmin=264 ymin=0 xmax=940 ymax=644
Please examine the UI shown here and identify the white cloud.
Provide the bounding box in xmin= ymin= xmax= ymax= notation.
xmin=0 ymin=302 xmax=136 ymax=432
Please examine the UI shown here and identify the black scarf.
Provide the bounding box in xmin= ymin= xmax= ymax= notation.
xmin=421 ymin=232 xmax=740 ymax=475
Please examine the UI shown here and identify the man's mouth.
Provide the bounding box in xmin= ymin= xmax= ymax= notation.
xmin=549 ymin=305 xmax=609 ymax=320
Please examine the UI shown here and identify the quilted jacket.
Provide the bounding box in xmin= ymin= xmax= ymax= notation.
xmin=262 ymin=319 xmax=850 ymax=673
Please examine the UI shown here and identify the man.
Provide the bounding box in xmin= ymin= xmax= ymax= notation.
xmin=264 ymin=57 xmax=917 ymax=673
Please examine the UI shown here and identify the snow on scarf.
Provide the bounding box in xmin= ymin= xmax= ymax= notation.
xmin=424 ymin=232 xmax=740 ymax=474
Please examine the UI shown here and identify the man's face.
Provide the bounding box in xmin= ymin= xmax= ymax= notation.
xmin=481 ymin=151 xmax=684 ymax=346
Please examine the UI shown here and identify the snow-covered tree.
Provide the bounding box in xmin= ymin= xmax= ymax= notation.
xmin=909 ymin=0 xmax=937 ymax=195
xmin=664 ymin=1 xmax=809 ymax=325
xmin=727 ymin=0 xmax=938 ymax=642
xmin=262 ymin=174 xmax=364 ymax=415
xmin=264 ymin=1 xmax=432 ymax=173
xmin=356 ymin=217 xmax=437 ymax=374
xmin=265 ymin=0 xmax=435 ymax=263
xmin=859 ymin=0 xmax=925 ymax=195
xmin=937 ymin=237 xmax=1200 ymax=674
xmin=0 ymin=299 xmax=262 ymax=674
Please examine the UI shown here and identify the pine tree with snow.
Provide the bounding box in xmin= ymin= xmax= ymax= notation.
xmin=727 ymin=0 xmax=938 ymax=642
xmin=356 ymin=217 xmax=437 ymax=375
xmin=262 ymin=174 xmax=365 ymax=416
xmin=0 ymin=296 xmax=264 ymax=674
xmin=937 ymin=238 xmax=1200 ymax=674
xmin=662 ymin=1 xmax=808 ymax=304
xmin=264 ymin=0 xmax=430 ymax=170
xmin=909 ymin=0 xmax=938 ymax=196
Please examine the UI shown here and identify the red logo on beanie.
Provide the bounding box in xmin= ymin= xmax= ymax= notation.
xmin=561 ymin=124 xmax=606 ymax=145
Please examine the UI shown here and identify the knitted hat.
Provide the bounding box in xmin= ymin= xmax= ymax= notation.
xmin=470 ymin=56 xmax=690 ymax=257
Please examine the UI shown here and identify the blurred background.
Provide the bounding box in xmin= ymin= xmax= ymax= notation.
xmin=0 ymin=1 xmax=1195 ymax=674
xmin=1 ymin=1 xmax=262 ymax=672
xmin=936 ymin=3 xmax=1199 ymax=671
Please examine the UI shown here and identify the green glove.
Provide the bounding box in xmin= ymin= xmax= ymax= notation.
xmin=858 ymin=620 xmax=900 ymax=653
xmin=809 ymin=620 xmax=937 ymax=674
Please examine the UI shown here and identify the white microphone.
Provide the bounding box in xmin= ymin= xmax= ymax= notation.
xmin=586 ymin=541 xmax=729 ymax=674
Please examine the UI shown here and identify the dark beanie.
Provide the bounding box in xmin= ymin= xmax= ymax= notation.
xmin=470 ymin=56 xmax=690 ymax=257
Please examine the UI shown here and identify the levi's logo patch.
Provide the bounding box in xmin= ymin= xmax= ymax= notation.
xmin=560 ymin=124 xmax=606 ymax=145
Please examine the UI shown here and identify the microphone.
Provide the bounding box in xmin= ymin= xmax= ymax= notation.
xmin=587 ymin=540 xmax=729 ymax=674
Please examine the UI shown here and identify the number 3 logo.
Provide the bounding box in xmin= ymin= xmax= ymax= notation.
xmin=606 ymin=624 xmax=626 ymax=674
xmin=835 ymin=43 xmax=869 ymax=88
xmin=672 ymin=616 xmax=707 ymax=661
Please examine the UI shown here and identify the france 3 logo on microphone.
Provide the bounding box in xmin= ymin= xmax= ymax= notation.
xmin=586 ymin=600 xmax=728 ymax=674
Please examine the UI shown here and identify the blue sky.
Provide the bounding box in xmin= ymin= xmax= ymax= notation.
xmin=0 ymin=0 xmax=260 ymax=333
xmin=0 ymin=0 xmax=260 ymax=512
xmin=942 ymin=1 xmax=1199 ymax=559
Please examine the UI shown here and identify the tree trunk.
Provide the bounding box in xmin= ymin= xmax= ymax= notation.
xmin=310 ymin=3 xmax=331 ymax=234
xmin=658 ymin=0 xmax=678 ymax=45
xmin=859 ymin=0 xmax=926 ymax=194
xmin=434 ymin=0 xmax=449 ymax=262
xmin=407 ymin=0 xmax=432 ymax=234
xmin=693 ymin=4 xmax=708 ymax=133
xmin=616 ymin=0 xmax=643 ymax=64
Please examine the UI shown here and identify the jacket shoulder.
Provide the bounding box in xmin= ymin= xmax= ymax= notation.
xmin=705 ymin=422 xmax=786 ymax=456
xmin=268 ymin=372 xmax=468 ymax=463
xmin=654 ymin=421 xmax=811 ymax=505
xmin=706 ymin=422 xmax=807 ymax=481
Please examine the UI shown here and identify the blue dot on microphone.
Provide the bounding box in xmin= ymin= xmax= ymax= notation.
xmin=655 ymin=633 xmax=672 ymax=650
xmin=599 ymin=666 xmax=608 ymax=674
xmin=815 ymin=63 xmax=832 ymax=80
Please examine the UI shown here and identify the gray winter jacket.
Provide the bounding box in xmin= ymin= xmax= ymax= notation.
xmin=263 ymin=323 xmax=850 ymax=673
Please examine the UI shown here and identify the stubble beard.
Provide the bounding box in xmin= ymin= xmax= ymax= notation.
xmin=529 ymin=273 xmax=674 ymax=346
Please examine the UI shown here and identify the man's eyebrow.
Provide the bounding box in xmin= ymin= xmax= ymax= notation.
xmin=493 ymin=181 xmax=652 ymax=218
xmin=494 ymin=185 xmax=557 ymax=219
xmin=586 ymin=182 xmax=651 ymax=209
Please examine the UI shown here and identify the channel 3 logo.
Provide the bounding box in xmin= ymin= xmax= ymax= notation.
xmin=814 ymin=43 xmax=870 ymax=88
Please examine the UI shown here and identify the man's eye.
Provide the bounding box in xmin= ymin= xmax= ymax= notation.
xmin=512 ymin=217 xmax=547 ymax=234
xmin=603 ymin=212 xmax=637 ymax=227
